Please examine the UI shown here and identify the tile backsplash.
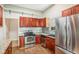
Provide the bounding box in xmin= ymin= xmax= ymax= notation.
xmin=42 ymin=27 xmax=49 ymax=34
xmin=18 ymin=27 xmax=42 ymax=36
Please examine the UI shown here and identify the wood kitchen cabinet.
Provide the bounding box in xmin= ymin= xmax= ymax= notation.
xmin=62 ymin=8 xmax=72 ymax=16
xmin=20 ymin=17 xmax=24 ymax=27
xmin=29 ymin=18 xmax=38 ymax=27
xmin=19 ymin=36 xmax=25 ymax=47
xmin=20 ymin=17 xmax=46 ymax=27
xmin=43 ymin=18 xmax=46 ymax=27
xmin=20 ymin=17 xmax=29 ymax=27
xmin=0 ymin=5 xmax=3 ymax=26
xmin=46 ymin=37 xmax=55 ymax=51
xmin=25 ymin=17 xmax=30 ymax=27
xmin=74 ymin=5 xmax=79 ymax=14
xmin=39 ymin=18 xmax=46 ymax=27
xmin=31 ymin=18 xmax=37 ymax=27
xmin=29 ymin=18 xmax=32 ymax=27
xmin=35 ymin=35 xmax=41 ymax=44
xmin=36 ymin=19 xmax=40 ymax=27
xmin=40 ymin=35 xmax=55 ymax=53
xmin=20 ymin=17 xmax=33 ymax=27
xmin=34 ymin=18 xmax=46 ymax=27
xmin=62 ymin=5 xmax=79 ymax=17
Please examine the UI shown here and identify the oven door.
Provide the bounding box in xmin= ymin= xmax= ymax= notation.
xmin=25 ymin=36 xmax=35 ymax=44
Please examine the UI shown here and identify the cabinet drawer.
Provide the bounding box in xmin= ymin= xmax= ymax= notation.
xmin=35 ymin=35 xmax=40 ymax=44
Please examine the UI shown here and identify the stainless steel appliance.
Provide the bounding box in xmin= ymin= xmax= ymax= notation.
xmin=24 ymin=31 xmax=35 ymax=48
xmin=55 ymin=14 xmax=79 ymax=54
xmin=25 ymin=36 xmax=35 ymax=44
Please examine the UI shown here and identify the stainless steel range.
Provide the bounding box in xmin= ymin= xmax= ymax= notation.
xmin=24 ymin=31 xmax=35 ymax=48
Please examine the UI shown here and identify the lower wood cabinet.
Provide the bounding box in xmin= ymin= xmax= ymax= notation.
xmin=46 ymin=37 xmax=55 ymax=51
xmin=40 ymin=35 xmax=55 ymax=53
xmin=35 ymin=35 xmax=41 ymax=44
xmin=19 ymin=36 xmax=25 ymax=47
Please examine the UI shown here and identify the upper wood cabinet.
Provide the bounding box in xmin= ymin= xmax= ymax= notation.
xmin=62 ymin=8 xmax=72 ymax=16
xmin=36 ymin=19 xmax=40 ymax=27
xmin=62 ymin=5 xmax=79 ymax=16
xmin=39 ymin=18 xmax=46 ymax=27
xmin=0 ymin=5 xmax=3 ymax=26
xmin=20 ymin=17 xmax=29 ymax=27
xmin=20 ymin=17 xmax=46 ymax=27
xmin=43 ymin=18 xmax=46 ymax=27
xmin=31 ymin=18 xmax=37 ymax=27
xmin=74 ymin=5 xmax=79 ymax=14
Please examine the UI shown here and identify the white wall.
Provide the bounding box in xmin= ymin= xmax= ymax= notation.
xmin=0 ymin=5 xmax=11 ymax=53
xmin=43 ymin=4 xmax=76 ymax=27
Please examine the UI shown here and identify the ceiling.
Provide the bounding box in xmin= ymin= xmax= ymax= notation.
xmin=12 ymin=4 xmax=53 ymax=12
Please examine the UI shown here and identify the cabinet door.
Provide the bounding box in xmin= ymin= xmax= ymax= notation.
xmin=43 ymin=18 xmax=46 ymax=27
xmin=20 ymin=17 xmax=26 ymax=27
xmin=35 ymin=35 xmax=40 ymax=44
xmin=34 ymin=18 xmax=37 ymax=27
xmin=46 ymin=37 xmax=55 ymax=50
xmin=39 ymin=18 xmax=46 ymax=27
xmin=20 ymin=17 xmax=24 ymax=27
xmin=62 ymin=8 xmax=72 ymax=16
xmin=0 ymin=6 xmax=3 ymax=26
xmin=50 ymin=39 xmax=55 ymax=49
xmin=19 ymin=36 xmax=25 ymax=47
xmin=32 ymin=18 xmax=36 ymax=27
xmin=29 ymin=18 xmax=32 ymax=27
xmin=74 ymin=5 xmax=79 ymax=14
xmin=46 ymin=38 xmax=51 ymax=49
xmin=20 ymin=17 xmax=29 ymax=27
xmin=25 ymin=17 xmax=29 ymax=27
xmin=35 ymin=19 xmax=39 ymax=27
xmin=28 ymin=18 xmax=36 ymax=27
xmin=39 ymin=19 xmax=43 ymax=27
xmin=40 ymin=19 xmax=44 ymax=27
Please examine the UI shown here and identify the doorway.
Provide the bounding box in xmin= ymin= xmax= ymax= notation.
xmin=5 ymin=18 xmax=18 ymax=48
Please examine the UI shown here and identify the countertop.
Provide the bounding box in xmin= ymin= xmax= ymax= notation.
xmin=40 ymin=33 xmax=55 ymax=39
xmin=18 ymin=32 xmax=55 ymax=39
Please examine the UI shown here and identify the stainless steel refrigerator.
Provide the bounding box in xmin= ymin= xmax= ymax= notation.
xmin=55 ymin=14 xmax=79 ymax=54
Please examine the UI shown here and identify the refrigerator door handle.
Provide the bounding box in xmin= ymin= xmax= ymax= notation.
xmin=68 ymin=25 xmax=71 ymax=49
xmin=65 ymin=24 xmax=67 ymax=48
